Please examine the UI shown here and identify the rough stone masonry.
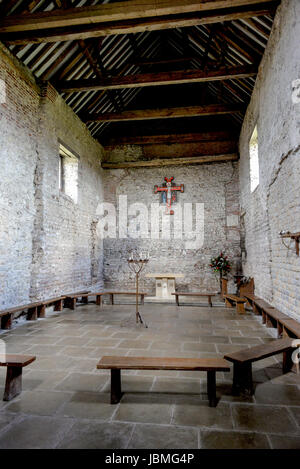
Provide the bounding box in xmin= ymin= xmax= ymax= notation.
xmin=0 ymin=43 xmax=105 ymax=309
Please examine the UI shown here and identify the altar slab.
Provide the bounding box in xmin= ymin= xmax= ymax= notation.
xmin=146 ymin=273 xmax=184 ymax=300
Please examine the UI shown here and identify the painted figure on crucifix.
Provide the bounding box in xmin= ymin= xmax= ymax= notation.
xmin=154 ymin=177 xmax=184 ymax=215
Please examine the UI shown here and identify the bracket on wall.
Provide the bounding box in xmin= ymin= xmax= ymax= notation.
xmin=280 ymin=232 xmax=300 ymax=256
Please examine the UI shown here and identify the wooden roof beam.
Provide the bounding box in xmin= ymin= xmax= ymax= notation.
xmin=0 ymin=0 xmax=278 ymax=32
xmin=104 ymin=131 xmax=238 ymax=145
xmin=83 ymin=103 xmax=246 ymax=123
xmin=102 ymin=153 xmax=239 ymax=169
xmin=57 ymin=64 xmax=257 ymax=92
xmin=0 ymin=2 xmax=280 ymax=44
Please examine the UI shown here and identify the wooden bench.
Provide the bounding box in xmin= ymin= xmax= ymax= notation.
xmin=97 ymin=356 xmax=230 ymax=407
xmin=0 ymin=302 xmax=42 ymax=329
xmin=103 ymin=291 xmax=147 ymax=306
xmin=171 ymin=292 xmax=218 ymax=307
xmin=223 ymin=294 xmax=247 ymax=314
xmin=224 ymin=338 xmax=297 ymax=395
xmin=0 ymin=354 xmax=36 ymax=401
xmin=64 ymin=291 xmax=147 ymax=310
xmin=243 ymin=293 xmax=300 ymax=339
xmin=241 ymin=293 xmax=259 ymax=310
xmin=36 ymin=296 xmax=66 ymax=318
xmin=64 ymin=292 xmax=92 ymax=310
xmin=63 ymin=291 xmax=91 ymax=310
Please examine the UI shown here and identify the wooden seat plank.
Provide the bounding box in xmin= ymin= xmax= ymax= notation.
xmin=280 ymin=318 xmax=300 ymax=338
xmin=97 ymin=356 xmax=229 ymax=371
xmin=97 ymin=355 xmax=229 ymax=407
xmin=0 ymin=302 xmax=41 ymax=316
xmin=0 ymin=355 xmax=36 ymax=367
xmin=224 ymin=338 xmax=294 ymax=364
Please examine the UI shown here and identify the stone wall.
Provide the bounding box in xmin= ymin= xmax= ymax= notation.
xmin=102 ymin=162 xmax=241 ymax=294
xmin=0 ymin=44 xmax=105 ymax=308
xmin=239 ymin=0 xmax=300 ymax=319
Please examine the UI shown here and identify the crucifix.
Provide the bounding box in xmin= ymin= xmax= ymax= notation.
xmin=154 ymin=177 xmax=184 ymax=215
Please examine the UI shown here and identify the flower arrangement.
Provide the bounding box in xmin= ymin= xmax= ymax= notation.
xmin=210 ymin=252 xmax=231 ymax=277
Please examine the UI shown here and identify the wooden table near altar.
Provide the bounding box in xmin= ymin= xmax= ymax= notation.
xmin=145 ymin=273 xmax=184 ymax=300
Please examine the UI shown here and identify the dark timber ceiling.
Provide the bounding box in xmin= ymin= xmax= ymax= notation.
xmin=0 ymin=0 xmax=280 ymax=166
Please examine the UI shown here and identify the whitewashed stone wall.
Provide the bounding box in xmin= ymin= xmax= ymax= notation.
xmin=239 ymin=0 xmax=300 ymax=319
xmin=0 ymin=44 xmax=105 ymax=308
xmin=103 ymin=163 xmax=241 ymax=294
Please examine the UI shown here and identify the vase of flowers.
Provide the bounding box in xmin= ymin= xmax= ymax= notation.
xmin=210 ymin=252 xmax=231 ymax=293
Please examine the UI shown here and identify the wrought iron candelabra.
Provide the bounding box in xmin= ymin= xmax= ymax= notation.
xmin=126 ymin=251 xmax=149 ymax=327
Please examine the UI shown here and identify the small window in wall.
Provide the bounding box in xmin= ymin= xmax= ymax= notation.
xmin=249 ymin=125 xmax=259 ymax=192
xmin=58 ymin=143 xmax=79 ymax=203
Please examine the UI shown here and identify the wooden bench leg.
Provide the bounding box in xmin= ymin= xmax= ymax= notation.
xmin=232 ymin=362 xmax=253 ymax=396
xmin=1 ymin=314 xmax=12 ymax=330
xmin=175 ymin=295 xmax=179 ymax=306
xmin=141 ymin=294 xmax=145 ymax=305
xmin=208 ymin=296 xmax=212 ymax=307
xmin=261 ymin=311 xmax=266 ymax=324
xmin=3 ymin=366 xmax=23 ymax=401
xmin=96 ymin=295 xmax=102 ymax=306
xmin=283 ymin=349 xmax=294 ymax=374
xmin=225 ymin=298 xmax=233 ymax=308
xmin=110 ymin=294 xmax=114 ymax=305
xmin=282 ymin=326 xmax=289 ymax=338
xmin=37 ymin=304 xmax=46 ymax=318
xmin=236 ymin=303 xmax=245 ymax=314
xmin=54 ymin=299 xmax=63 ymax=311
xmin=64 ymin=298 xmax=71 ymax=309
xmin=207 ymin=370 xmax=217 ymax=407
xmin=27 ymin=307 xmax=37 ymax=321
xmin=266 ymin=315 xmax=274 ymax=328
xmin=253 ymin=304 xmax=260 ymax=315
xmin=277 ymin=321 xmax=283 ymax=338
xmin=111 ymin=369 xmax=122 ymax=404
xmin=82 ymin=296 xmax=88 ymax=304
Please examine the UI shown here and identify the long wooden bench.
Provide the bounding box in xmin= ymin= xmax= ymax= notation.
xmin=64 ymin=291 xmax=147 ymax=309
xmin=223 ymin=294 xmax=247 ymax=314
xmin=104 ymin=291 xmax=147 ymax=306
xmin=243 ymin=293 xmax=300 ymax=339
xmin=0 ymin=354 xmax=36 ymax=401
xmin=224 ymin=338 xmax=297 ymax=395
xmin=36 ymin=296 xmax=66 ymax=318
xmin=0 ymin=302 xmax=43 ymax=329
xmin=171 ymin=292 xmax=218 ymax=307
xmin=97 ymin=356 xmax=230 ymax=407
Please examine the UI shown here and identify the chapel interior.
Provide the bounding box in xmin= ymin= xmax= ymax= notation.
xmin=0 ymin=0 xmax=299 ymax=450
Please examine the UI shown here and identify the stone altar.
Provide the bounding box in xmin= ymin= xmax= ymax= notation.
xmin=145 ymin=273 xmax=184 ymax=301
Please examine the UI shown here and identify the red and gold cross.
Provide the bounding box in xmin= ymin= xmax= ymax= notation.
xmin=154 ymin=177 xmax=184 ymax=215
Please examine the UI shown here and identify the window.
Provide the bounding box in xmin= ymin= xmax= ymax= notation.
xmin=249 ymin=125 xmax=259 ymax=192
xmin=58 ymin=143 xmax=79 ymax=203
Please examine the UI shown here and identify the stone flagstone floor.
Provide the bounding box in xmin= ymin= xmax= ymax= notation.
xmin=0 ymin=300 xmax=299 ymax=449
